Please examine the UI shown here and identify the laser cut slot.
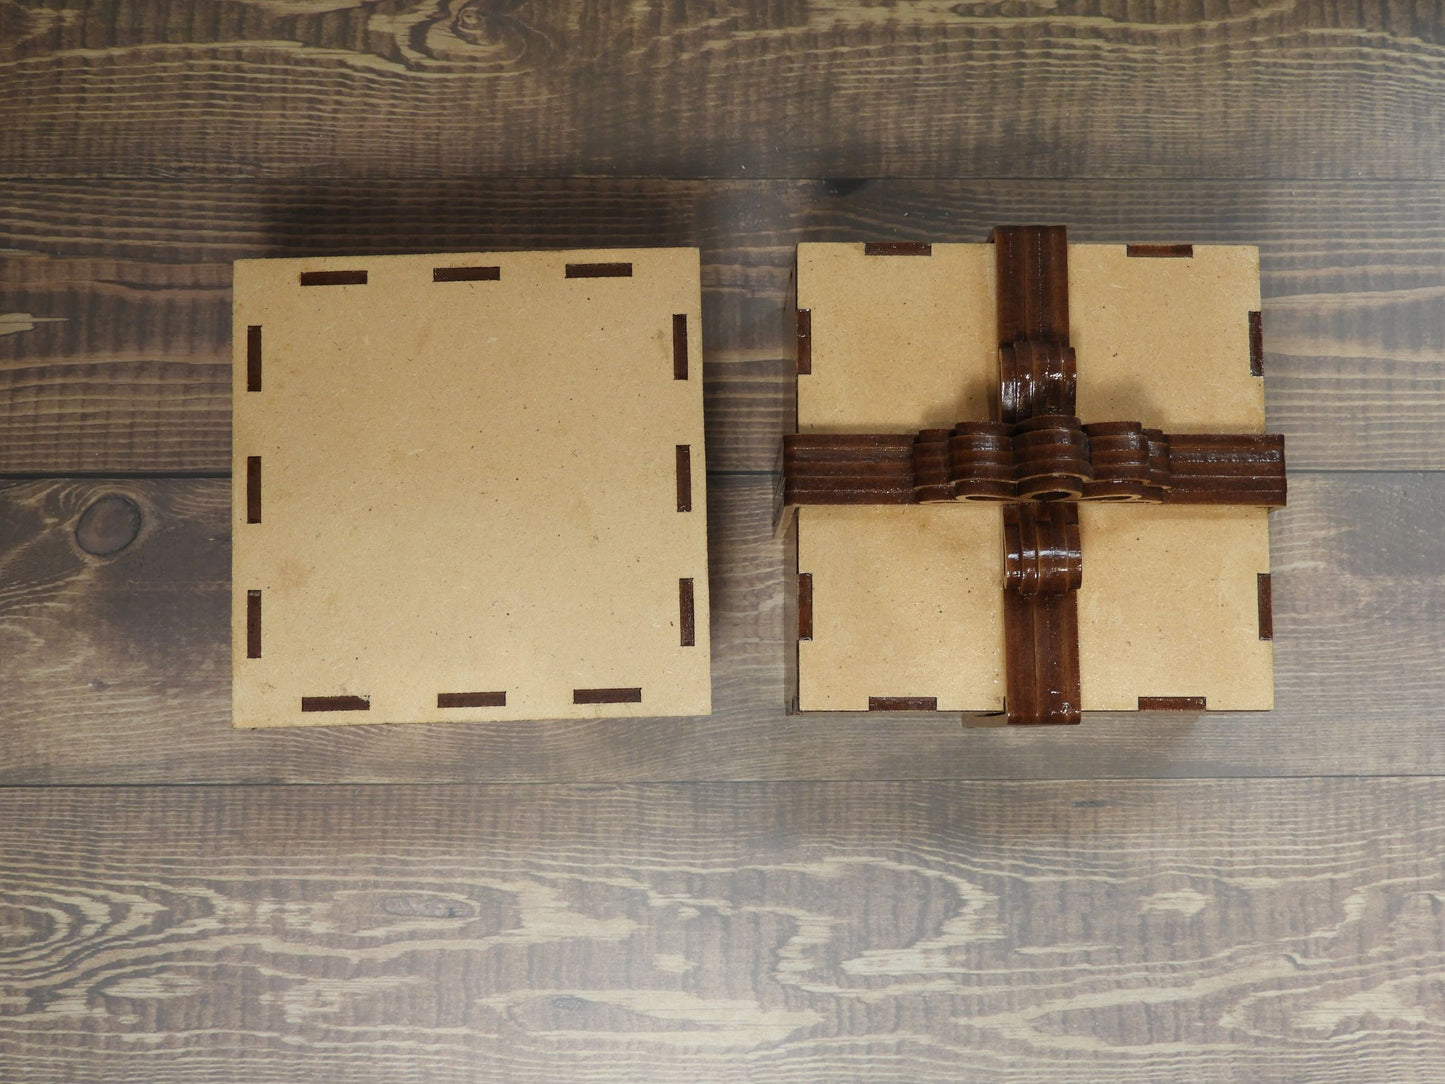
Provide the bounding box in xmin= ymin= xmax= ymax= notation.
xmin=1138 ymin=696 xmax=1206 ymax=711
xmin=246 ymin=590 xmax=261 ymax=658
xmin=437 ymin=691 xmax=507 ymax=708
xmin=565 ymin=262 xmax=633 ymax=278
xmin=1126 ymin=244 xmax=1194 ymax=258
xmin=679 ymin=578 xmax=696 ymax=647
xmin=245 ymin=456 xmax=261 ymax=524
xmin=574 ymin=687 xmax=642 ymax=704
xmin=246 ymin=326 xmax=262 ymax=392
xmin=1258 ymin=573 xmax=1274 ymax=640
xmin=301 ymin=696 xmax=371 ymax=712
xmin=299 ymin=270 xmax=368 ymax=286
xmin=869 ymin=696 xmax=939 ymax=711
xmin=796 ymin=309 xmax=812 ymax=374
xmin=797 ymin=573 xmax=813 ymax=641
xmin=1249 ymin=311 xmax=1264 ymax=376
xmin=433 ymin=265 xmax=501 ymax=282
xmin=676 ymin=445 xmax=692 ymax=512
xmin=864 ymin=242 xmax=933 ymax=256
xmin=672 ymin=314 xmax=689 ymax=380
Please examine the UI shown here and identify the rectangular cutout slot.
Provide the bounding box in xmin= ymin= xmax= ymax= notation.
xmin=246 ymin=325 xmax=262 ymax=392
xmin=565 ymin=262 xmax=633 ymax=279
xmin=675 ymin=445 xmax=692 ymax=512
xmin=1249 ymin=310 xmax=1264 ymax=376
xmin=1257 ymin=572 xmax=1274 ymax=640
xmin=1126 ymin=244 xmax=1194 ymax=258
xmin=1138 ymin=696 xmax=1207 ymax=711
xmin=869 ymin=696 xmax=939 ymax=711
xmin=796 ymin=309 xmax=812 ymax=375
xmin=437 ymin=691 xmax=507 ymax=708
xmin=245 ymin=456 xmax=261 ymax=524
xmin=246 ymin=590 xmax=261 ymax=658
xmin=672 ymin=314 xmax=689 ymax=380
xmin=574 ymin=687 xmax=642 ymax=704
xmin=301 ymin=695 xmax=371 ymax=712
xmin=679 ymin=578 xmax=696 ymax=647
xmin=797 ymin=573 xmax=813 ymax=641
xmin=433 ymin=265 xmax=501 ymax=282
xmin=864 ymin=242 xmax=933 ymax=256
xmin=299 ymin=270 xmax=368 ymax=287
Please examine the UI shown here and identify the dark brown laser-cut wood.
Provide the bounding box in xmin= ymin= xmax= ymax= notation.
xmin=436 ymin=691 xmax=507 ymax=708
xmin=565 ymin=262 xmax=633 ymax=278
xmin=244 ymin=456 xmax=261 ymax=524
xmin=1127 ymin=244 xmax=1195 ymax=258
xmin=245 ymin=590 xmax=261 ymax=660
xmin=1139 ymin=696 xmax=1208 ymax=711
xmin=1258 ymin=573 xmax=1275 ymax=641
xmin=864 ymin=242 xmax=933 ymax=256
xmin=672 ymin=314 xmax=689 ymax=380
xmin=679 ymin=577 xmax=696 ymax=647
xmin=300 ymin=695 xmax=370 ymax=712
xmin=797 ymin=572 xmax=814 ymax=641
xmin=796 ymin=309 xmax=812 ymax=375
xmin=245 ymin=325 xmax=262 ymax=392
xmin=431 ymin=265 xmax=501 ymax=282
xmin=869 ymin=696 xmax=939 ymax=711
xmin=675 ymin=445 xmax=692 ymax=512
xmin=298 ymin=270 xmax=367 ymax=286
xmin=1250 ymin=310 xmax=1266 ymax=376
xmin=573 ymin=687 xmax=643 ymax=705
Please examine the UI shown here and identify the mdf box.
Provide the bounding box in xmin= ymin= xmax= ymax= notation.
xmin=779 ymin=229 xmax=1285 ymax=725
xmin=232 ymin=249 xmax=710 ymax=728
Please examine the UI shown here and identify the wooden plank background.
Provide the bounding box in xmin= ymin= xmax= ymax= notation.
xmin=2 ymin=0 xmax=1444 ymax=1077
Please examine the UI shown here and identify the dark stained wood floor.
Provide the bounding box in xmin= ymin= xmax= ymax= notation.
xmin=2 ymin=0 xmax=1444 ymax=1079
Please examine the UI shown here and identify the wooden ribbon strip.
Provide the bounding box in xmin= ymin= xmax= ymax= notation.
xmin=782 ymin=428 xmax=1286 ymax=507
xmin=786 ymin=225 xmax=1286 ymax=725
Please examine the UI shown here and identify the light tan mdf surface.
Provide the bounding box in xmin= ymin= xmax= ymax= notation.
xmin=232 ymin=249 xmax=709 ymax=727
xmin=794 ymin=242 xmax=1273 ymax=714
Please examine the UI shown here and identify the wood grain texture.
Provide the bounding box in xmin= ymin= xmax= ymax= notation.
xmin=4 ymin=179 xmax=1443 ymax=474
xmin=2 ymin=0 xmax=1444 ymax=179
xmin=3 ymin=471 xmax=1442 ymax=783
xmin=1 ymin=779 xmax=1443 ymax=1083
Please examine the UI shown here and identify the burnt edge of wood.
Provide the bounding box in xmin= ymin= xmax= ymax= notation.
xmin=432 ymin=265 xmax=501 ymax=282
xmin=245 ymin=325 xmax=261 ymax=392
xmin=797 ymin=572 xmax=813 ymax=641
xmin=675 ymin=445 xmax=692 ymax=512
xmin=245 ymin=590 xmax=261 ymax=659
xmin=868 ymin=696 xmax=939 ymax=711
xmin=299 ymin=270 xmax=368 ymax=287
xmin=796 ymin=308 xmax=812 ymax=375
xmin=573 ymin=687 xmax=642 ymax=704
xmin=679 ymin=578 xmax=696 ymax=647
xmin=300 ymin=695 xmax=371 ymax=712
xmin=1138 ymin=696 xmax=1207 ymax=711
xmin=863 ymin=241 xmax=933 ymax=256
xmin=1258 ymin=572 xmax=1274 ymax=640
xmin=436 ymin=691 xmax=506 ymax=708
xmin=1126 ymin=244 xmax=1195 ymax=258
xmin=565 ymin=262 xmax=633 ymax=278
xmin=672 ymin=314 xmax=689 ymax=380
xmin=1249 ymin=310 xmax=1265 ymax=376
xmin=245 ymin=456 xmax=261 ymax=524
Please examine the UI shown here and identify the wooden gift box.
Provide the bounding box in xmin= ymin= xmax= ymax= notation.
xmin=780 ymin=229 xmax=1286 ymax=725
xmin=232 ymin=249 xmax=709 ymax=727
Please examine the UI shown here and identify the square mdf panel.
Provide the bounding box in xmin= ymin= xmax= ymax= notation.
xmin=793 ymin=241 xmax=1274 ymax=715
xmin=233 ymin=249 xmax=709 ymax=727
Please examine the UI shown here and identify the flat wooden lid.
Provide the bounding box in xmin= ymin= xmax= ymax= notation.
xmin=795 ymin=242 xmax=1273 ymax=713
xmin=232 ymin=250 xmax=709 ymax=726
